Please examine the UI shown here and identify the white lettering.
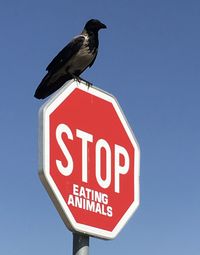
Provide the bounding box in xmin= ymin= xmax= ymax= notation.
xmin=68 ymin=194 xmax=75 ymax=206
xmin=68 ymin=184 xmax=113 ymax=217
xmin=55 ymin=124 xmax=130 ymax=194
xmin=76 ymin=129 xmax=93 ymax=183
xmin=73 ymin=184 xmax=79 ymax=196
xmin=96 ymin=139 xmax=111 ymax=189
xmin=107 ymin=206 xmax=113 ymax=217
xmin=115 ymin=144 xmax=130 ymax=193
xmin=56 ymin=124 xmax=73 ymax=176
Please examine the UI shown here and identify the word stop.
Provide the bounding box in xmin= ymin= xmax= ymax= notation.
xmin=55 ymin=123 xmax=130 ymax=193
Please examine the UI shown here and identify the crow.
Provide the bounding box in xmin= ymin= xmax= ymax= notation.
xmin=34 ymin=19 xmax=106 ymax=99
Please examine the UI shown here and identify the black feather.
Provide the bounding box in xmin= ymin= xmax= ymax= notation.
xmin=46 ymin=36 xmax=85 ymax=73
xmin=34 ymin=73 xmax=73 ymax=99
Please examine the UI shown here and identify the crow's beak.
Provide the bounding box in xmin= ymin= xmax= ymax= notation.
xmin=100 ymin=22 xmax=107 ymax=29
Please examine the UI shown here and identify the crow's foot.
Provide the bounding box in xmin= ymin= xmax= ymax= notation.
xmin=71 ymin=74 xmax=92 ymax=89
xmin=71 ymin=74 xmax=81 ymax=83
xmin=79 ymin=77 xmax=93 ymax=89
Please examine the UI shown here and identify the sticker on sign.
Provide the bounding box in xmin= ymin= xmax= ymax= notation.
xmin=38 ymin=80 xmax=140 ymax=239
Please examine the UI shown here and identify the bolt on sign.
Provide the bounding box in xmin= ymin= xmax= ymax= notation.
xmin=38 ymin=80 xmax=140 ymax=239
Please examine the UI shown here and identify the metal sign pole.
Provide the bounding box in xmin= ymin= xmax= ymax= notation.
xmin=73 ymin=233 xmax=89 ymax=255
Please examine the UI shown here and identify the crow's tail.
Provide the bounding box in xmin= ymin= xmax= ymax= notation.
xmin=34 ymin=72 xmax=72 ymax=99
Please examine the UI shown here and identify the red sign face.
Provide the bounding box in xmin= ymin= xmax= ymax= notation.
xmin=39 ymin=80 xmax=140 ymax=239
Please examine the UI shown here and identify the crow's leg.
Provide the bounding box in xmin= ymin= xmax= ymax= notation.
xmin=70 ymin=74 xmax=81 ymax=83
xmin=79 ymin=76 xmax=93 ymax=88
xmin=70 ymin=73 xmax=92 ymax=88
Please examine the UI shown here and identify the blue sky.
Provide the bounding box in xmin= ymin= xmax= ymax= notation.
xmin=0 ymin=0 xmax=200 ymax=254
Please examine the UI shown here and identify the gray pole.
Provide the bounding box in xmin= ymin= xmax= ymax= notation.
xmin=73 ymin=233 xmax=89 ymax=255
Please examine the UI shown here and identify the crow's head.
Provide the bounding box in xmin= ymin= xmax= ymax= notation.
xmin=84 ymin=19 xmax=107 ymax=32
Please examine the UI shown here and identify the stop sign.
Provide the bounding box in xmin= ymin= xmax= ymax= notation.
xmin=39 ymin=80 xmax=140 ymax=239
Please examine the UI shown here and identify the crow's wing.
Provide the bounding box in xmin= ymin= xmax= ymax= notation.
xmin=46 ymin=35 xmax=85 ymax=73
xmin=89 ymin=50 xmax=98 ymax=68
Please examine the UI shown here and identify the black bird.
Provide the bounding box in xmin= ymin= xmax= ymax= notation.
xmin=34 ymin=19 xmax=106 ymax=99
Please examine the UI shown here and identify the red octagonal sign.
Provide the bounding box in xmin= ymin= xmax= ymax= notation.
xmin=39 ymin=80 xmax=140 ymax=239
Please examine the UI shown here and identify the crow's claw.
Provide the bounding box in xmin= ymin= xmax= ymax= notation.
xmin=74 ymin=76 xmax=93 ymax=89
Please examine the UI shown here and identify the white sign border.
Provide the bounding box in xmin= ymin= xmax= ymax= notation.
xmin=38 ymin=80 xmax=140 ymax=239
